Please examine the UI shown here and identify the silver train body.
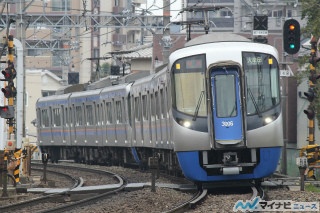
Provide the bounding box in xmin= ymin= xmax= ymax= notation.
xmin=36 ymin=33 xmax=283 ymax=183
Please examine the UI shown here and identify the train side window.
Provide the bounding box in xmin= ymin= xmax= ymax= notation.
xmin=142 ymin=95 xmax=148 ymax=121
xmin=135 ymin=96 xmax=140 ymax=122
xmin=97 ymin=104 xmax=101 ymax=125
xmin=166 ymin=87 xmax=170 ymax=117
xmin=52 ymin=108 xmax=61 ymax=127
xmin=86 ymin=104 xmax=94 ymax=126
xmin=155 ymin=91 xmax=160 ymax=120
xmin=150 ymin=93 xmax=155 ymax=121
xmin=106 ymin=102 xmax=113 ymax=124
xmin=160 ymin=89 xmax=166 ymax=118
xmin=116 ymin=100 xmax=123 ymax=123
xmin=128 ymin=95 xmax=132 ymax=126
xmin=75 ymin=105 xmax=82 ymax=126
xmin=64 ymin=107 xmax=68 ymax=127
xmin=69 ymin=106 xmax=73 ymax=127
xmin=41 ymin=109 xmax=49 ymax=127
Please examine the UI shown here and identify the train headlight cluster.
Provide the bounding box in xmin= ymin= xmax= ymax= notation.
xmin=177 ymin=118 xmax=192 ymax=128
xmin=264 ymin=117 xmax=273 ymax=124
xmin=263 ymin=114 xmax=278 ymax=125
xmin=182 ymin=121 xmax=191 ymax=128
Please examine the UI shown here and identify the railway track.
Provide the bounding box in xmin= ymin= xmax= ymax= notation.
xmin=0 ymin=168 xmax=82 ymax=212
xmin=0 ymin=163 xmax=126 ymax=213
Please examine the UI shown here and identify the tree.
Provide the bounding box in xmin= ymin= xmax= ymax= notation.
xmin=301 ymin=0 xmax=320 ymax=128
xmin=301 ymin=0 xmax=320 ymax=37
xmin=101 ymin=62 xmax=110 ymax=78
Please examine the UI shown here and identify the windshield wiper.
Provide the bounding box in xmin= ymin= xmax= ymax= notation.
xmin=247 ymin=88 xmax=262 ymax=117
xmin=193 ymin=91 xmax=205 ymax=121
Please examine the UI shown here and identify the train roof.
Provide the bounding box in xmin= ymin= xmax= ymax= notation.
xmin=36 ymin=93 xmax=71 ymax=107
xmin=185 ymin=33 xmax=250 ymax=47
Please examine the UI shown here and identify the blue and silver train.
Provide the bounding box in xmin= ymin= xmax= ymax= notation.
xmin=36 ymin=33 xmax=283 ymax=184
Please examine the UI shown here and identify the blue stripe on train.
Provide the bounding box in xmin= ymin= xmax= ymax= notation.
xmin=176 ymin=147 xmax=282 ymax=182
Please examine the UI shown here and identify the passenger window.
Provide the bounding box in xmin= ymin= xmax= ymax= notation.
xmin=106 ymin=102 xmax=113 ymax=124
xmin=135 ymin=96 xmax=140 ymax=122
xmin=142 ymin=95 xmax=148 ymax=120
xmin=86 ymin=105 xmax=94 ymax=126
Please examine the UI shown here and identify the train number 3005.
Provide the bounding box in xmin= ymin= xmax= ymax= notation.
xmin=222 ymin=121 xmax=234 ymax=127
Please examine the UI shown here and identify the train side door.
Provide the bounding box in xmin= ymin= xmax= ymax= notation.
xmin=210 ymin=67 xmax=244 ymax=145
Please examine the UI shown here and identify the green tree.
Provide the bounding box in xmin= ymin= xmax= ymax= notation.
xmin=301 ymin=0 xmax=320 ymax=128
xmin=302 ymin=0 xmax=320 ymax=37
xmin=101 ymin=62 xmax=110 ymax=78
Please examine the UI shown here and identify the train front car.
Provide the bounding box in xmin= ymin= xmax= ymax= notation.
xmin=169 ymin=34 xmax=283 ymax=183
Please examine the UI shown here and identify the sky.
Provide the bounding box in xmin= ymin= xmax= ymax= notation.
xmin=142 ymin=0 xmax=182 ymax=21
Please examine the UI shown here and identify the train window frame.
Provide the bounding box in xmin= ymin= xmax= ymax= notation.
xmin=171 ymin=54 xmax=207 ymax=117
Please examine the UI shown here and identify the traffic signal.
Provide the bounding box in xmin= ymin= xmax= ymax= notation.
xmin=304 ymin=88 xmax=316 ymax=102
xmin=5 ymin=138 xmax=16 ymax=150
xmin=1 ymin=82 xmax=16 ymax=98
xmin=0 ymin=105 xmax=15 ymax=119
xmin=309 ymin=71 xmax=320 ymax=85
xmin=1 ymin=61 xmax=16 ymax=98
xmin=1 ymin=62 xmax=16 ymax=80
xmin=283 ymin=19 xmax=300 ymax=54
xmin=304 ymin=106 xmax=315 ymax=120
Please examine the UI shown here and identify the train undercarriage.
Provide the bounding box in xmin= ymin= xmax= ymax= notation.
xmin=39 ymin=146 xmax=182 ymax=176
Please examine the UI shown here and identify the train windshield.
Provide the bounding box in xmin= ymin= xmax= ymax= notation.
xmin=171 ymin=54 xmax=207 ymax=116
xmin=243 ymin=52 xmax=280 ymax=115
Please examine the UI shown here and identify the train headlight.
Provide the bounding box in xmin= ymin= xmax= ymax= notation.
xmin=264 ymin=117 xmax=273 ymax=125
xmin=183 ymin=121 xmax=191 ymax=128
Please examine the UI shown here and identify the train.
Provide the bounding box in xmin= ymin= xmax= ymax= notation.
xmin=36 ymin=33 xmax=283 ymax=184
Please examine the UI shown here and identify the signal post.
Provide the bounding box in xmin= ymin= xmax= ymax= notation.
xmin=0 ymin=35 xmax=19 ymax=196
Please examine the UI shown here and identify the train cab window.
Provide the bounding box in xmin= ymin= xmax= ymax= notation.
xmin=171 ymin=54 xmax=207 ymax=117
xmin=75 ymin=106 xmax=83 ymax=126
xmin=41 ymin=109 xmax=49 ymax=127
xmin=52 ymin=108 xmax=61 ymax=127
xmin=86 ymin=105 xmax=94 ymax=126
xmin=243 ymin=52 xmax=280 ymax=115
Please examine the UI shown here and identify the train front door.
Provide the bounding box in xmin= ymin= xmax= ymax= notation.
xmin=210 ymin=66 xmax=244 ymax=145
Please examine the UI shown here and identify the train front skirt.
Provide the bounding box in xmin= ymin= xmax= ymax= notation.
xmin=176 ymin=147 xmax=282 ymax=182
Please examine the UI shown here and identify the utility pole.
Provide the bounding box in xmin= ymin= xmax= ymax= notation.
xmin=16 ymin=0 xmax=26 ymax=146
xmin=162 ymin=0 xmax=171 ymax=65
